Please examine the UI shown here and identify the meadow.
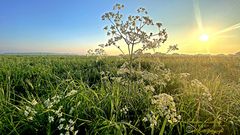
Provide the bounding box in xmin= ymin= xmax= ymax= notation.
xmin=0 ymin=55 xmax=239 ymax=135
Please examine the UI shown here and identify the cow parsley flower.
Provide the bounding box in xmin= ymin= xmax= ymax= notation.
xmin=44 ymin=98 xmax=53 ymax=109
xmin=48 ymin=116 xmax=54 ymax=123
xmin=58 ymin=124 xmax=64 ymax=130
xmin=120 ymin=105 xmax=129 ymax=114
xmin=59 ymin=118 xmax=66 ymax=123
xmin=69 ymin=107 xmax=74 ymax=114
xmin=23 ymin=106 xmax=37 ymax=121
xmin=31 ymin=99 xmax=38 ymax=106
xmin=145 ymin=85 xmax=155 ymax=92
xmin=179 ymin=73 xmax=190 ymax=78
xmin=151 ymin=93 xmax=180 ymax=124
xmin=65 ymin=90 xmax=78 ymax=97
xmin=191 ymin=79 xmax=212 ymax=101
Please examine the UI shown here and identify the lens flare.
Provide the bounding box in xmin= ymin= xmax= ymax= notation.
xmin=213 ymin=22 xmax=240 ymax=36
xmin=193 ymin=0 xmax=203 ymax=32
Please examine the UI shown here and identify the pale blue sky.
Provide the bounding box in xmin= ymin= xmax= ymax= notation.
xmin=0 ymin=0 xmax=240 ymax=54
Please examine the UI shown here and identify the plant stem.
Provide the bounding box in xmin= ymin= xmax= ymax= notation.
xmin=129 ymin=43 xmax=134 ymax=92
xmin=151 ymin=126 xmax=155 ymax=135
xmin=47 ymin=123 xmax=51 ymax=135
xmin=159 ymin=118 xmax=167 ymax=135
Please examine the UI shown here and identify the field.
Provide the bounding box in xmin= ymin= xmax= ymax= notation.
xmin=0 ymin=55 xmax=239 ymax=135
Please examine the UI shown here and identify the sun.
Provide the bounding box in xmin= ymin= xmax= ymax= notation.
xmin=199 ymin=34 xmax=209 ymax=42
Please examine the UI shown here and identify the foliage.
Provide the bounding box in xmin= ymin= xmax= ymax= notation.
xmin=0 ymin=55 xmax=239 ymax=135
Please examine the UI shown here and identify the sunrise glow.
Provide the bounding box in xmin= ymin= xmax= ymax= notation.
xmin=199 ymin=34 xmax=209 ymax=42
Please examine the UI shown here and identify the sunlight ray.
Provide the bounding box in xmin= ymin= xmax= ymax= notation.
xmin=213 ymin=22 xmax=240 ymax=36
xmin=193 ymin=0 xmax=203 ymax=32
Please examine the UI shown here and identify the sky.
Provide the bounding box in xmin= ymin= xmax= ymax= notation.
xmin=0 ymin=0 xmax=240 ymax=55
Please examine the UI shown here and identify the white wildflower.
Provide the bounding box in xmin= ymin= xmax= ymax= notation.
xmin=23 ymin=106 xmax=37 ymax=121
xmin=44 ymin=98 xmax=53 ymax=109
xmin=24 ymin=110 xmax=29 ymax=116
xmin=65 ymin=131 xmax=70 ymax=135
xmin=70 ymin=126 xmax=74 ymax=131
xmin=177 ymin=115 xmax=181 ymax=120
xmin=58 ymin=124 xmax=64 ymax=130
xmin=142 ymin=71 xmax=158 ymax=82
xmin=142 ymin=117 xmax=148 ymax=122
xmin=59 ymin=118 xmax=66 ymax=123
xmin=111 ymin=77 xmax=122 ymax=83
xmin=69 ymin=119 xmax=74 ymax=125
xmin=100 ymin=71 xmax=105 ymax=76
xmin=145 ymin=85 xmax=155 ymax=92
xmin=120 ymin=105 xmax=129 ymax=114
xmin=65 ymin=124 xmax=70 ymax=130
xmin=26 ymin=106 xmax=32 ymax=111
xmin=66 ymin=90 xmax=78 ymax=97
xmin=179 ymin=73 xmax=190 ymax=78
xmin=191 ymin=79 xmax=212 ymax=101
xmin=51 ymin=95 xmax=61 ymax=104
xmin=117 ymin=68 xmax=129 ymax=75
xmin=69 ymin=107 xmax=74 ymax=114
xmin=55 ymin=106 xmax=63 ymax=118
xmin=151 ymin=93 xmax=180 ymax=124
xmin=73 ymin=130 xmax=79 ymax=135
xmin=31 ymin=99 xmax=38 ymax=106
xmin=28 ymin=116 xmax=33 ymax=121
xmin=163 ymin=70 xmax=171 ymax=82
xmin=48 ymin=116 xmax=54 ymax=123
xmin=57 ymin=112 xmax=63 ymax=118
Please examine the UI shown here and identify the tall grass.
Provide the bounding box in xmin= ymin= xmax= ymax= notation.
xmin=0 ymin=55 xmax=239 ymax=134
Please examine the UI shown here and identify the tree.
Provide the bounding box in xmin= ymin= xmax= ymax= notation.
xmin=100 ymin=3 xmax=176 ymax=74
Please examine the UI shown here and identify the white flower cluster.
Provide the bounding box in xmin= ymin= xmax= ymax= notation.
xmin=65 ymin=90 xmax=78 ymax=98
xmin=24 ymin=105 xmax=37 ymax=121
xmin=100 ymin=3 xmax=168 ymax=56
xmin=58 ymin=118 xmax=78 ymax=135
xmin=151 ymin=93 xmax=181 ymax=124
xmin=100 ymin=71 xmax=111 ymax=81
xmin=179 ymin=73 xmax=191 ymax=79
xmin=22 ymin=99 xmax=38 ymax=121
xmin=69 ymin=107 xmax=75 ymax=115
xmin=117 ymin=67 xmax=130 ymax=75
xmin=47 ymin=106 xmax=64 ymax=124
xmin=141 ymin=66 xmax=172 ymax=89
xmin=31 ymin=99 xmax=38 ymax=106
xmin=48 ymin=116 xmax=54 ymax=123
xmin=141 ymin=71 xmax=158 ymax=82
xmin=87 ymin=48 xmax=106 ymax=56
xmin=117 ymin=62 xmax=130 ymax=74
xmin=53 ymin=105 xmax=64 ymax=118
xmin=44 ymin=95 xmax=62 ymax=109
xmin=162 ymin=69 xmax=171 ymax=82
xmin=144 ymin=85 xmax=155 ymax=92
xmin=120 ymin=105 xmax=129 ymax=115
xmin=152 ymin=62 xmax=165 ymax=71
xmin=142 ymin=111 xmax=158 ymax=128
xmin=112 ymin=62 xmax=173 ymax=94
xmin=191 ymin=79 xmax=212 ymax=101
xmin=43 ymin=94 xmax=78 ymax=135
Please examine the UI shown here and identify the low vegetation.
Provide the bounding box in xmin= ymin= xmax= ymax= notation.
xmin=0 ymin=55 xmax=239 ymax=135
